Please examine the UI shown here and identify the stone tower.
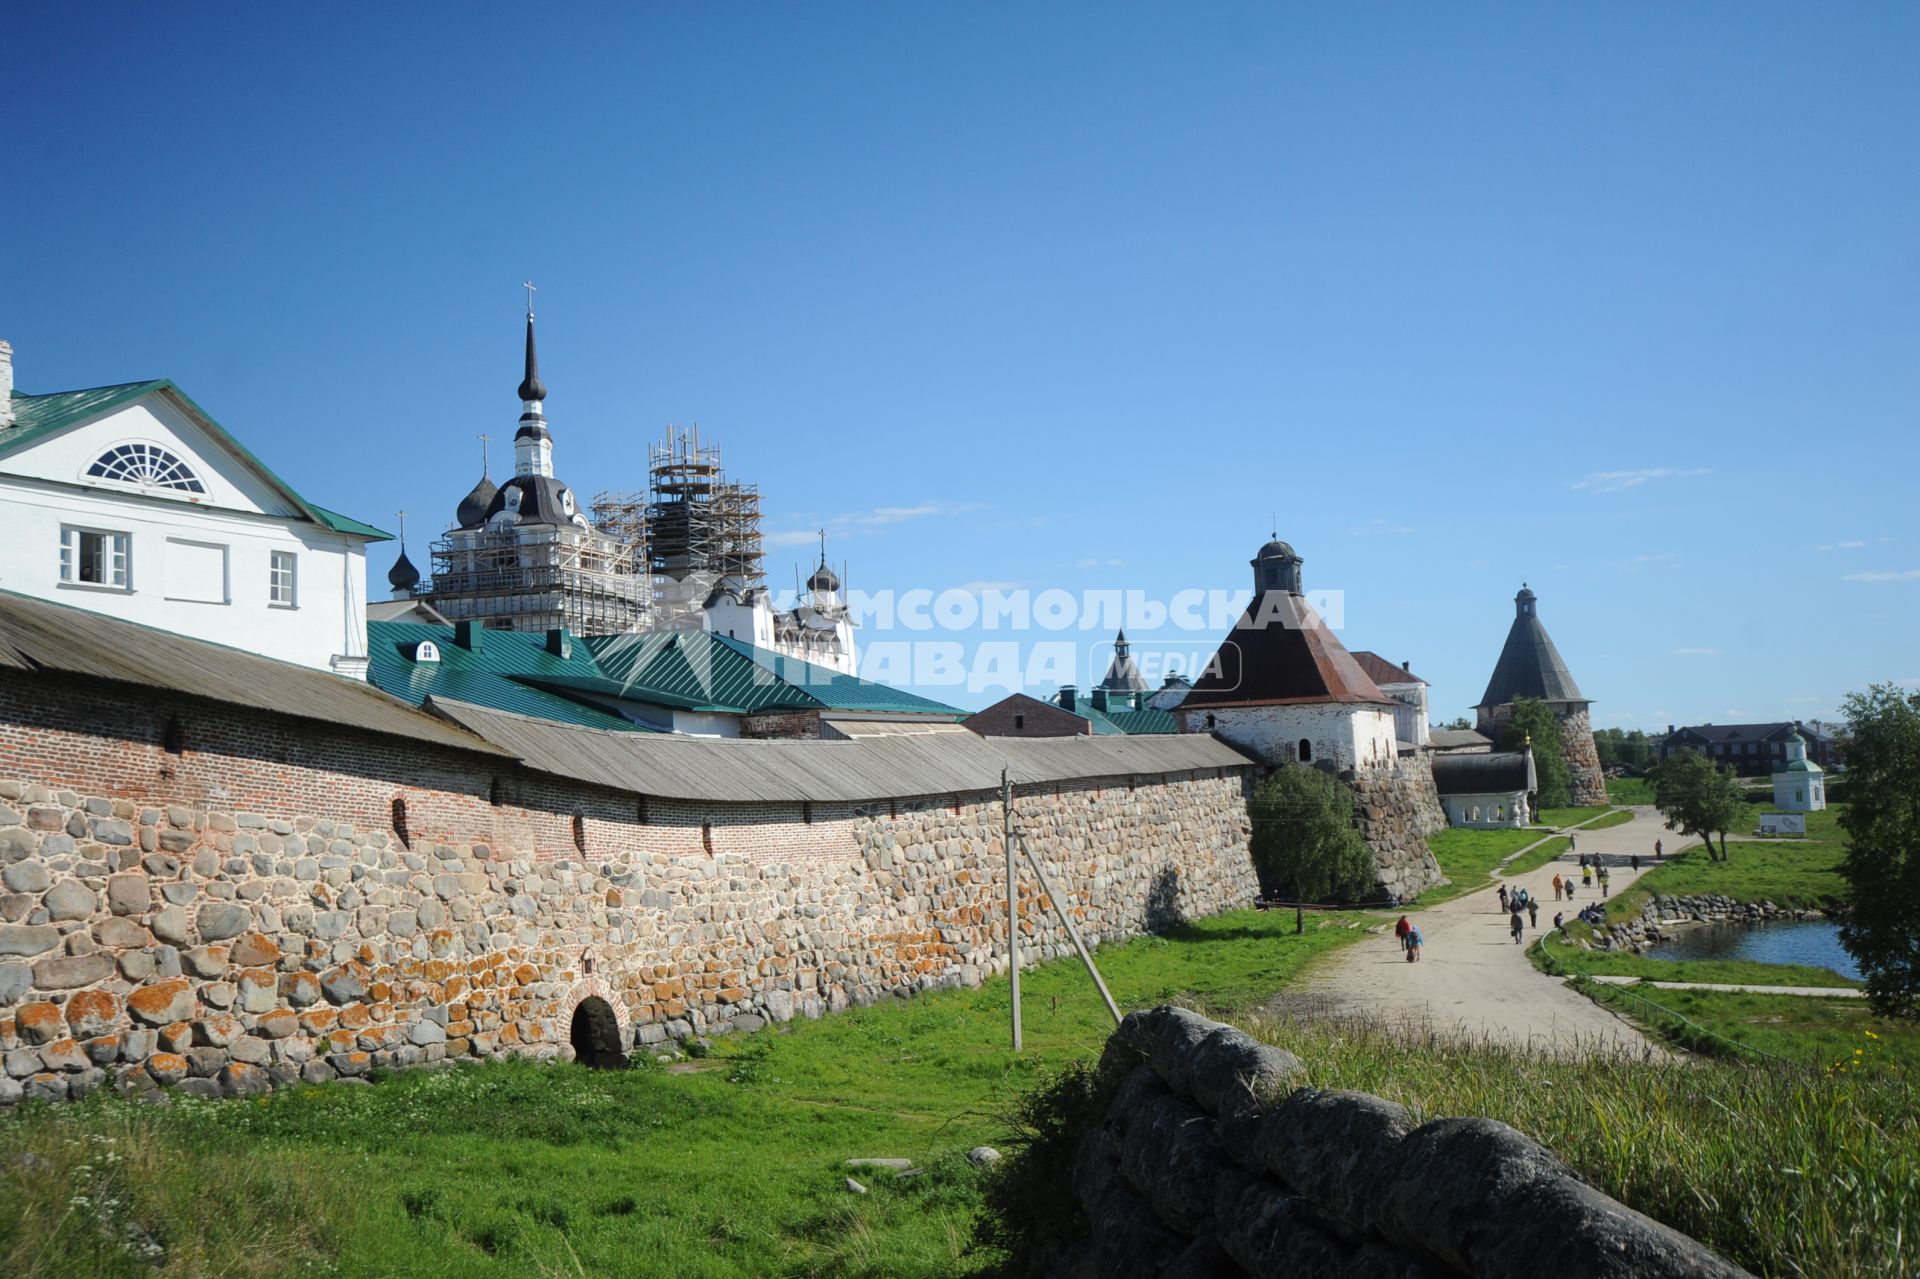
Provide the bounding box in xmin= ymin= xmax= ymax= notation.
xmin=1473 ymin=585 xmax=1606 ymax=805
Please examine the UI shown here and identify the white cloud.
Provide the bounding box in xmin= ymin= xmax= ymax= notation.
xmin=1347 ymin=519 xmax=1414 ymax=536
xmin=765 ymin=501 xmax=986 ymax=548
xmin=1842 ymin=569 xmax=1920 ymax=582
xmin=1817 ymin=539 xmax=1870 ymax=551
xmin=1571 ymin=467 xmax=1711 ymax=494
xmin=1673 ymin=647 xmax=1721 ymax=656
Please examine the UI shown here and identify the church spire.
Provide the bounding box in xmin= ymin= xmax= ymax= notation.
xmin=513 ymin=281 xmax=553 ymax=479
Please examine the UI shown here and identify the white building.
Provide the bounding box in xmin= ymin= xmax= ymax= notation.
xmin=1175 ymin=538 xmax=1399 ymax=770
xmin=702 ymin=540 xmax=858 ymax=676
xmin=1771 ymin=731 xmax=1827 ymax=812
xmin=1431 ymin=748 xmax=1536 ymax=829
xmin=0 ymin=340 xmax=383 ymax=676
xmin=1350 ymin=651 xmax=1430 ymax=750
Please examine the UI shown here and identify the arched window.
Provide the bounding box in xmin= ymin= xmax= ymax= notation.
xmin=572 ymin=813 xmax=587 ymax=853
xmin=1298 ymin=738 xmax=1312 ymax=763
xmin=87 ymin=443 xmax=206 ymax=493
xmin=1205 ymin=713 xmax=1217 ymax=729
xmin=391 ymin=796 xmax=411 ymax=849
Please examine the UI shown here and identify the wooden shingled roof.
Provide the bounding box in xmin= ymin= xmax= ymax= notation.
xmin=1177 ymin=590 xmax=1395 ymax=710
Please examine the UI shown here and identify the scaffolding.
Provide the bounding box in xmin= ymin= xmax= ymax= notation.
xmin=645 ymin=425 xmax=764 ymax=588
xmin=425 ymin=521 xmax=649 ymax=636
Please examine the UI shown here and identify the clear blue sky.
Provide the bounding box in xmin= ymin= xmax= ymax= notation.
xmin=7 ymin=4 xmax=1917 ymax=724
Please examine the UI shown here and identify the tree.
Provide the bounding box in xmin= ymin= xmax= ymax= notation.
xmin=1500 ymin=696 xmax=1571 ymax=808
xmin=1836 ymin=684 xmax=1920 ymax=1019
xmin=1650 ymin=749 xmax=1748 ymax=860
xmin=1247 ymin=766 xmax=1376 ymax=903
xmin=1440 ymin=716 xmax=1472 ymax=732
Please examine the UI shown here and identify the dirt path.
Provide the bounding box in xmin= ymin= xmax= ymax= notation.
xmin=1280 ymin=807 xmax=1682 ymax=1058
xmin=1587 ymin=976 xmax=1866 ymax=998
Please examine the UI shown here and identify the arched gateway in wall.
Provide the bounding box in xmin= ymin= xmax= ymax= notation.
xmin=563 ymin=975 xmax=630 ymax=1069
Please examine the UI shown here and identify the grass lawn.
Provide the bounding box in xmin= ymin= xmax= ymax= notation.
xmin=1417 ymin=828 xmax=1542 ymax=905
xmin=1606 ymin=777 xmax=1657 ymax=805
xmin=1243 ymin=1009 xmax=1920 ymax=1279
xmin=1577 ymin=982 xmax=1920 ymax=1073
xmin=1582 ymin=808 xmax=1634 ymax=831
xmin=1535 ymin=929 xmax=1860 ymax=989
xmin=1587 ymin=814 xmax=1850 ymax=929
xmin=0 ymin=907 xmax=1369 ymax=1279
xmin=1536 ymin=804 xmax=1610 ymax=827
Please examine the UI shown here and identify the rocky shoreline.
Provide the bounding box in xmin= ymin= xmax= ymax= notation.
xmin=1580 ymin=893 xmax=1836 ymax=954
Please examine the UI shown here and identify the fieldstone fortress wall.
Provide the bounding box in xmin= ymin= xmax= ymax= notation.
xmin=1346 ymin=757 xmax=1445 ymax=902
xmin=0 ymin=672 xmax=1257 ymax=1103
xmin=1557 ymin=706 xmax=1608 ymax=807
xmin=1054 ymin=1007 xmax=1750 ymax=1279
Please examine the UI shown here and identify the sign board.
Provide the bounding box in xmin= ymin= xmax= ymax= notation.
xmin=1759 ymin=813 xmax=1806 ymax=836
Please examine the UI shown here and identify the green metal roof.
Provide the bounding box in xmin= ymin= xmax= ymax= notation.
xmin=367 ymin=621 xmax=655 ymax=732
xmin=585 ymin=631 xmax=818 ymax=714
xmin=709 ymin=634 xmax=967 ymax=717
xmin=1101 ymin=706 xmax=1177 ymax=735
xmin=3 ymin=382 xmax=391 ymax=542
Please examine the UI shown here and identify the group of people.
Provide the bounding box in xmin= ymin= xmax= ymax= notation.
xmin=1389 ymin=831 xmax=1669 ymax=963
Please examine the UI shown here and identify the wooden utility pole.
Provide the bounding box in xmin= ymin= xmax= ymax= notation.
xmin=1003 ymin=768 xmax=1022 ymax=1051
xmin=1014 ymin=828 xmax=1122 ymax=1027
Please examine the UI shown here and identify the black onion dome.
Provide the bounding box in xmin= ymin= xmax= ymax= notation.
xmin=517 ymin=316 xmax=547 ymax=402
xmin=1255 ymin=538 xmax=1297 ymax=560
xmin=455 ymin=474 xmax=499 ymax=529
xmin=387 ymin=548 xmax=420 ymax=591
xmin=480 ymin=474 xmax=582 ymax=527
xmin=807 ymin=563 xmax=840 ymax=592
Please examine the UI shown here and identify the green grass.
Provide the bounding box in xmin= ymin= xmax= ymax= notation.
xmin=1582 ymin=808 xmax=1634 ymax=830
xmin=1236 ymin=1009 xmax=1920 ymax=1279
xmin=1535 ymin=929 xmax=1860 ymax=989
xmin=1417 ymin=827 xmax=1545 ymax=905
xmin=0 ymin=907 xmax=1369 ymax=1279
xmin=1504 ymin=835 xmax=1572 ymax=877
xmin=1593 ymin=833 xmax=1849 ymax=927
xmin=1576 ymin=982 xmax=1920 ymax=1074
xmin=1606 ymin=776 xmax=1657 ymax=805
xmin=1537 ymin=804 xmax=1609 ymax=827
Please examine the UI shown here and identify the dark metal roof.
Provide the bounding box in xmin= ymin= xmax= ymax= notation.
xmin=455 ymin=474 xmax=499 ymax=529
xmin=431 ymin=696 xmax=1252 ymax=802
xmin=1178 ymin=590 xmax=1395 ymax=709
xmin=1348 ymin=650 xmax=1426 ymax=687
xmin=0 ymin=590 xmax=503 ymax=756
xmin=1665 ymin=722 xmax=1832 ymax=745
xmin=1099 ymin=630 xmax=1150 ymax=693
xmin=479 ymin=474 xmax=583 ymax=528
xmin=1475 ymin=590 xmax=1585 ymax=708
xmin=387 ymin=548 xmax=421 ymax=590
xmin=517 ymin=315 xmax=547 ymax=403
xmin=1431 ymin=749 xmax=1536 ymax=797
xmin=1429 ymin=727 xmax=1494 ymax=751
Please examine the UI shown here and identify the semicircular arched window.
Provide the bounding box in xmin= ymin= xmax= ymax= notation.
xmin=86 ymin=443 xmax=206 ymax=494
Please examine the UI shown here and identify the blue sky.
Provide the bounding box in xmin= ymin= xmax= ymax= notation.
xmin=7 ymin=4 xmax=1917 ymax=724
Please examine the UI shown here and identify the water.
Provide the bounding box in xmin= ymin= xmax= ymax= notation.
xmin=1643 ymin=920 xmax=1861 ymax=982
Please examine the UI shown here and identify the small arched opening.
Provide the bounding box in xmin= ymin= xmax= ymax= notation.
xmin=568 ymin=996 xmax=627 ymax=1070
xmin=1298 ymin=738 xmax=1312 ymax=763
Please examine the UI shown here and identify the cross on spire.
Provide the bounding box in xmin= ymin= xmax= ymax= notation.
xmin=818 ymin=528 xmax=828 ymax=563
xmin=522 ymin=280 xmax=537 ymax=318
xmin=396 ymin=510 xmax=408 ymax=548
xmin=478 ymin=433 xmax=491 ymax=478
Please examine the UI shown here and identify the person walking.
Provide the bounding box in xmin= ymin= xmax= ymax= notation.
xmin=1631 ymin=854 xmax=1641 ymax=872
xmin=1655 ymin=838 xmax=1663 ymax=860
xmin=1527 ymin=898 xmax=1539 ymax=930
xmin=1551 ymin=873 xmax=1563 ymax=901
xmin=1582 ymin=864 xmax=1593 ymax=889
xmin=1570 ymin=833 xmax=1578 ymax=854
xmin=1395 ymin=914 xmax=1412 ymax=954
xmin=1407 ymin=925 xmax=1424 ymax=962
xmin=1498 ymin=884 xmax=1510 ymax=913
xmin=1599 ymin=866 xmax=1611 ymax=899
xmin=1554 ymin=910 xmax=1566 ymax=936
xmin=1509 ymin=907 xmax=1526 ymax=944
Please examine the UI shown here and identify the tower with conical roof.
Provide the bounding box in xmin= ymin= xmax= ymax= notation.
xmin=1472 ymin=584 xmax=1605 ymax=805
xmin=420 ymin=290 xmax=649 ymax=635
xmin=1177 ymin=533 xmax=1444 ymax=899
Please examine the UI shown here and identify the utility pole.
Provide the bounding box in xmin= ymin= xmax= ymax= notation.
xmin=1004 ymin=767 xmax=1022 ymax=1051
xmin=1014 ymin=827 xmax=1121 ymax=1027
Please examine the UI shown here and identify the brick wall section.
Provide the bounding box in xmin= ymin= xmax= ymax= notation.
xmin=0 ymin=671 xmax=1257 ymax=1102
xmin=963 ymin=696 xmax=1091 ymax=738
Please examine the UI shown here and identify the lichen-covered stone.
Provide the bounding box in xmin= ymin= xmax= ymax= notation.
xmin=127 ymin=979 xmax=195 ymax=1027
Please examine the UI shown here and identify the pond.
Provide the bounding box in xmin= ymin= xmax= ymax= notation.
xmin=1643 ymin=919 xmax=1861 ymax=982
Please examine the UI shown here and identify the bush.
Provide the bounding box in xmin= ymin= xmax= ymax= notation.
xmin=1247 ymin=765 xmax=1375 ymax=902
xmin=973 ymin=1057 xmax=1113 ymax=1275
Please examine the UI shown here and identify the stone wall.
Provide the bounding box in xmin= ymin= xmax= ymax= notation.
xmin=1345 ymin=756 xmax=1445 ymax=901
xmin=1053 ymin=1006 xmax=1751 ymax=1279
xmin=0 ymin=673 xmax=1257 ymax=1103
xmin=1558 ymin=706 xmax=1608 ymax=807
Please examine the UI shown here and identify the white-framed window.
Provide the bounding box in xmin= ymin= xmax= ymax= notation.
xmin=269 ymin=551 xmax=298 ymax=607
xmin=59 ymin=526 xmax=131 ymax=590
xmin=86 ymin=442 xmax=206 ymax=494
